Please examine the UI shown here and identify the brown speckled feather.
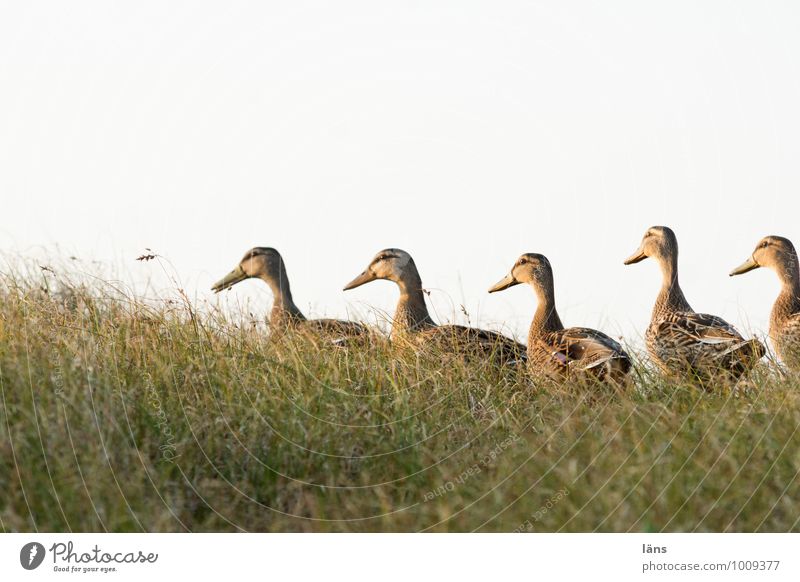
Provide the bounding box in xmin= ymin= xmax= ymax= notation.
xmin=774 ymin=313 xmax=800 ymax=366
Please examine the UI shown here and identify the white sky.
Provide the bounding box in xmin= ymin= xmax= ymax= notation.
xmin=1 ymin=1 xmax=798 ymax=346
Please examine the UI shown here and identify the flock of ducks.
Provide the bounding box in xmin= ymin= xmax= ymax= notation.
xmin=211 ymin=226 xmax=800 ymax=386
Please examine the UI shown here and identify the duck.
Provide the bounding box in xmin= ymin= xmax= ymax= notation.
xmin=343 ymin=248 xmax=526 ymax=364
xmin=624 ymin=226 xmax=765 ymax=380
xmin=212 ymin=247 xmax=369 ymax=341
xmin=730 ymin=235 xmax=800 ymax=370
xmin=488 ymin=253 xmax=631 ymax=383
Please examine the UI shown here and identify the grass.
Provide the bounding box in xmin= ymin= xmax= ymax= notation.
xmin=1 ymin=260 xmax=799 ymax=532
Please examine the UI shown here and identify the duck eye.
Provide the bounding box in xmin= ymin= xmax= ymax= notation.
xmin=761 ymin=241 xmax=769 ymax=249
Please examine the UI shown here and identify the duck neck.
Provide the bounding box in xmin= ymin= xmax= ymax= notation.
xmin=392 ymin=266 xmax=436 ymax=335
xmin=771 ymin=254 xmax=800 ymax=330
xmin=653 ymin=253 xmax=692 ymax=320
xmin=264 ymin=274 xmax=306 ymax=328
xmin=775 ymin=253 xmax=800 ymax=296
xmin=529 ymin=280 xmax=564 ymax=338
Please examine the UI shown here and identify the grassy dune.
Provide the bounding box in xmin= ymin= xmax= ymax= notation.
xmin=1 ymin=266 xmax=799 ymax=532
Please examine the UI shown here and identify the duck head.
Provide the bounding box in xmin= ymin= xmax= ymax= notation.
xmin=488 ymin=253 xmax=554 ymax=294
xmin=343 ymin=248 xmax=416 ymax=290
xmin=730 ymin=236 xmax=797 ymax=277
xmin=624 ymin=226 xmax=678 ymax=266
xmin=211 ymin=247 xmax=288 ymax=293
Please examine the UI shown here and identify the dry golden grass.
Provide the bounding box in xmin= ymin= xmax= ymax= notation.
xmin=1 ymin=261 xmax=799 ymax=532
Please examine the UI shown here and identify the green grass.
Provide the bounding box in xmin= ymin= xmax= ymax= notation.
xmin=1 ymin=264 xmax=799 ymax=532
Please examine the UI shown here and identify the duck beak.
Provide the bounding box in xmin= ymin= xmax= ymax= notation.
xmin=211 ymin=265 xmax=248 ymax=293
xmin=488 ymin=273 xmax=519 ymax=293
xmin=343 ymin=269 xmax=375 ymax=291
xmin=729 ymin=255 xmax=760 ymax=277
xmin=623 ymin=246 xmax=648 ymax=265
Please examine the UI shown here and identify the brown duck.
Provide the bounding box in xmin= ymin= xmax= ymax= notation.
xmin=343 ymin=248 xmax=525 ymax=364
xmin=489 ymin=253 xmax=631 ymax=383
xmin=624 ymin=226 xmax=764 ymax=380
xmin=212 ymin=247 xmax=368 ymax=340
xmin=730 ymin=235 xmax=800 ymax=370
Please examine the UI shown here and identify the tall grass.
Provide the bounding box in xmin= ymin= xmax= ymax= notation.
xmin=1 ymin=262 xmax=799 ymax=532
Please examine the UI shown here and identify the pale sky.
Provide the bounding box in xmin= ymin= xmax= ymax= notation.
xmin=1 ymin=1 xmax=798 ymax=346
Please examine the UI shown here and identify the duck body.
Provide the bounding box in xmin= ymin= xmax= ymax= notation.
xmin=409 ymin=323 xmax=527 ymax=363
xmin=274 ymin=310 xmax=369 ymax=343
xmin=626 ymin=226 xmax=764 ymax=381
xmin=528 ymin=327 xmax=631 ymax=383
xmin=645 ymin=309 xmax=765 ymax=379
xmin=489 ymin=253 xmax=631 ymax=383
xmin=731 ymin=235 xmax=800 ymax=370
xmin=344 ymin=248 xmax=525 ymax=364
xmin=212 ymin=247 xmax=369 ymax=342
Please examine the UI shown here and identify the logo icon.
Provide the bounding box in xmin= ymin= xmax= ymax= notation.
xmin=20 ymin=542 xmax=46 ymax=570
